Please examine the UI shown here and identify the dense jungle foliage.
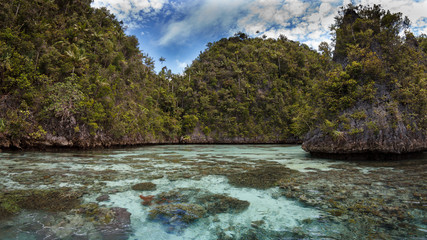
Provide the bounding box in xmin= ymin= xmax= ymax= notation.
xmin=174 ymin=34 xmax=331 ymax=142
xmin=0 ymin=0 xmax=426 ymax=151
xmin=0 ymin=0 xmax=181 ymax=147
xmin=302 ymin=4 xmax=427 ymax=149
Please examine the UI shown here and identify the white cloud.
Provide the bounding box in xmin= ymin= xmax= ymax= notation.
xmin=176 ymin=59 xmax=188 ymax=70
xmin=158 ymin=0 xmax=315 ymax=45
xmin=231 ymin=0 xmax=338 ymax=49
xmin=158 ymin=0 xmax=247 ymax=45
xmin=93 ymin=0 xmax=427 ymax=49
xmin=92 ymin=0 xmax=169 ymax=28
xmin=237 ymin=0 xmax=427 ymax=49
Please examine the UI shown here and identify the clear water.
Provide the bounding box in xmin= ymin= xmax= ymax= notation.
xmin=0 ymin=145 xmax=426 ymax=239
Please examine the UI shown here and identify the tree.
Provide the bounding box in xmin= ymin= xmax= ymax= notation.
xmin=331 ymin=4 xmax=410 ymax=67
xmin=159 ymin=57 xmax=166 ymax=65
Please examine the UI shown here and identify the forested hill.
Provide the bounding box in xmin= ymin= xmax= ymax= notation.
xmin=302 ymin=5 xmax=427 ymax=155
xmin=173 ymin=34 xmax=331 ymax=143
xmin=0 ymin=0 xmax=329 ymax=148
xmin=0 ymin=0 xmax=181 ymax=148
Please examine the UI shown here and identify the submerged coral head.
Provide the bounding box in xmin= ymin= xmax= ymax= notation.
xmin=140 ymin=195 xmax=155 ymax=206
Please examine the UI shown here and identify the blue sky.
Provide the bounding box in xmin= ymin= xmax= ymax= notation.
xmin=92 ymin=0 xmax=427 ymax=73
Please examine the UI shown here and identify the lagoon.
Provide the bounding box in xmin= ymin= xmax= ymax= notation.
xmin=0 ymin=145 xmax=426 ymax=239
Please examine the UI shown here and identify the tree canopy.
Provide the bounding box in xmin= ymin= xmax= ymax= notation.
xmin=302 ymin=4 xmax=427 ymax=154
xmin=0 ymin=1 xmax=425 ymax=153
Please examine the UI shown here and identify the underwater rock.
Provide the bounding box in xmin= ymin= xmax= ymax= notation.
xmin=217 ymin=226 xmax=298 ymax=240
xmin=98 ymin=207 xmax=132 ymax=240
xmin=155 ymin=190 xmax=185 ymax=204
xmin=45 ymin=213 xmax=99 ymax=239
xmin=110 ymin=207 xmax=131 ymax=226
xmin=198 ymin=194 xmax=250 ymax=214
xmin=251 ymin=220 xmax=265 ymax=228
xmin=155 ymin=188 xmax=201 ymax=204
xmin=75 ymin=202 xmax=115 ymax=225
xmin=76 ymin=203 xmax=131 ymax=240
xmin=0 ymin=188 xmax=82 ymax=219
xmin=37 ymin=203 xmax=131 ymax=240
xmin=96 ymin=194 xmax=110 ymax=202
xmin=148 ymin=203 xmax=206 ymax=223
xmin=131 ymin=182 xmax=157 ymax=191
xmin=228 ymin=165 xmax=299 ymax=189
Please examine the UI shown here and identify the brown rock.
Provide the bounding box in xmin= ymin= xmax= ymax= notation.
xmin=131 ymin=182 xmax=156 ymax=191
xmin=96 ymin=194 xmax=110 ymax=202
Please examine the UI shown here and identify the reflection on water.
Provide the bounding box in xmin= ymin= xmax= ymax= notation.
xmin=0 ymin=145 xmax=426 ymax=239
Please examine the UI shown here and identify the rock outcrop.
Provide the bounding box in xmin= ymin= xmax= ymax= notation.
xmin=302 ymin=103 xmax=427 ymax=157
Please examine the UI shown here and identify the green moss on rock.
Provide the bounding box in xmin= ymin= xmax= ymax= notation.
xmin=0 ymin=188 xmax=82 ymax=219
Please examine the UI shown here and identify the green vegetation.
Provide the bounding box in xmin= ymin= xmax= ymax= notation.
xmin=0 ymin=1 xmax=425 ymax=153
xmin=0 ymin=0 xmax=180 ymax=147
xmin=302 ymin=4 xmax=426 ymax=153
xmin=175 ymin=33 xmax=329 ymax=141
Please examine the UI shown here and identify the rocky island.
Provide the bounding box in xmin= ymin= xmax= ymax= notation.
xmin=0 ymin=1 xmax=426 ymax=156
xmin=302 ymin=5 xmax=427 ymax=156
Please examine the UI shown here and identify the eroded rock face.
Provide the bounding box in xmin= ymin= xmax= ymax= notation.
xmin=0 ymin=131 xmax=180 ymax=150
xmin=302 ymin=103 xmax=427 ymax=156
xmin=303 ymin=127 xmax=427 ymax=155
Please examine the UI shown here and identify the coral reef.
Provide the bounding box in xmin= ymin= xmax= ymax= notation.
xmin=131 ymin=182 xmax=157 ymax=191
xmin=95 ymin=206 xmax=132 ymax=240
xmin=75 ymin=203 xmax=115 ymax=225
xmin=43 ymin=203 xmax=131 ymax=240
xmin=0 ymin=188 xmax=82 ymax=219
xmin=139 ymin=195 xmax=155 ymax=206
xmin=1 ymin=146 xmax=425 ymax=239
xmin=143 ymin=189 xmax=250 ymax=234
xmin=96 ymin=194 xmax=110 ymax=202
xmin=278 ymin=160 xmax=427 ymax=239
xmin=227 ymin=165 xmax=299 ymax=189
xmin=198 ymin=194 xmax=250 ymax=214
xmin=148 ymin=203 xmax=206 ymax=223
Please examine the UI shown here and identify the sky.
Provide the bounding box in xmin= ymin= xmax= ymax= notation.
xmin=91 ymin=0 xmax=427 ymax=73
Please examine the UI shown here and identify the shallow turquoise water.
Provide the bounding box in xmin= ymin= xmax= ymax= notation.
xmin=0 ymin=145 xmax=426 ymax=239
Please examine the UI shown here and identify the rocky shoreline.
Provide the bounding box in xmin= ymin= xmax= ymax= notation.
xmin=0 ymin=133 xmax=301 ymax=150
xmin=2 ymin=133 xmax=425 ymax=161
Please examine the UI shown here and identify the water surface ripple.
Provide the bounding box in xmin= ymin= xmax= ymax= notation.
xmin=0 ymin=145 xmax=425 ymax=239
